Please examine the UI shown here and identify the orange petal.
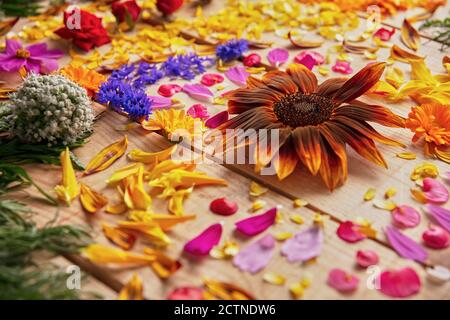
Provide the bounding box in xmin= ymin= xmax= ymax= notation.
xmin=103 ymin=224 xmax=136 ymax=250
xmin=332 ymin=62 xmax=386 ymax=104
xmin=118 ymin=273 xmax=144 ymax=300
xmin=128 ymin=144 xmax=177 ymax=164
xmin=401 ymin=19 xmax=421 ymax=51
xmin=273 ymin=138 xmax=299 ymax=180
xmin=117 ymin=221 xmax=171 ymax=247
xmin=129 ymin=211 xmax=196 ymax=230
xmin=144 ymin=248 xmax=181 ymax=279
xmin=390 ymin=44 xmax=424 ymax=62
xmin=82 ymin=244 xmax=154 ymax=266
xmin=288 ymin=31 xmax=323 ymax=48
xmin=286 ymin=64 xmax=318 ymax=93
xmin=203 ymin=279 xmax=255 ymax=300
xmin=292 ymin=126 xmax=322 ymax=175
xmin=84 ymin=136 xmax=128 ymax=175
xmin=80 ymin=183 xmax=108 ymax=214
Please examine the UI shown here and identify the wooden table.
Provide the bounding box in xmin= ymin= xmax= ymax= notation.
xmin=3 ymin=1 xmax=450 ymax=299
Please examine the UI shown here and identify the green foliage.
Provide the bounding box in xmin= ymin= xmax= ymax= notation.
xmin=0 ymin=0 xmax=41 ymax=17
xmin=420 ymin=18 xmax=450 ymax=50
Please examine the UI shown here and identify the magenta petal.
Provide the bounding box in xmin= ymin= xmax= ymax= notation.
xmin=378 ymin=267 xmax=421 ymax=298
xmin=157 ymin=84 xmax=182 ymax=97
xmin=267 ymin=48 xmax=289 ymax=67
xmin=422 ymin=178 xmax=449 ymax=204
xmin=200 ymin=73 xmax=224 ymax=86
xmin=294 ymin=51 xmax=325 ymax=65
xmin=424 ymin=204 xmax=450 ymax=232
xmin=148 ymin=95 xmax=172 ymax=109
xmin=183 ymin=223 xmax=223 ymax=256
xmin=27 ymin=42 xmax=63 ymax=59
xmin=327 ymin=268 xmax=359 ymax=292
xmin=205 ymin=111 xmax=229 ymax=129
xmin=336 ymin=221 xmax=366 ymax=243
xmin=182 ymin=83 xmax=214 ymax=102
xmin=281 ymin=226 xmax=323 ymax=263
xmin=0 ymin=56 xmax=25 ymax=72
xmin=385 ymin=226 xmax=428 ymax=263
xmin=332 ymin=61 xmax=353 ymax=74
xmin=187 ymin=104 xmax=209 ymax=120
xmin=356 ymin=249 xmax=379 ymax=268
xmin=224 ymin=66 xmax=250 ymax=86
xmin=235 ymin=207 xmax=277 ymax=236
xmin=391 ymin=205 xmax=421 ymax=228
xmin=295 ymin=54 xmax=316 ymax=70
xmin=233 ymin=234 xmax=275 ymax=274
xmin=28 ymin=57 xmax=57 ymax=74
xmin=4 ymin=39 xmax=22 ymax=55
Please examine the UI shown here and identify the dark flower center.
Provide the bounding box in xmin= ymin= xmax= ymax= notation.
xmin=273 ymin=93 xmax=335 ymax=127
xmin=15 ymin=48 xmax=30 ymax=59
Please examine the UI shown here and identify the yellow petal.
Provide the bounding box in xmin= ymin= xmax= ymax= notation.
xmin=84 ymin=136 xmax=128 ymax=175
xmin=105 ymin=201 xmax=128 ymax=215
xmin=251 ymin=199 xmax=266 ymax=212
xmin=290 ymin=214 xmax=304 ymax=225
xmin=128 ymin=144 xmax=176 ymax=164
xmin=210 ymin=240 xmax=239 ymax=259
xmin=129 ymin=211 xmax=196 ymax=231
xmin=401 ymin=18 xmax=420 ymax=51
xmin=143 ymin=247 xmax=181 ymax=279
xmin=363 ymin=187 xmax=376 ymax=201
xmin=106 ymin=163 xmax=142 ymax=186
xmin=249 ymin=181 xmax=268 ymax=197
xmin=117 ymin=221 xmax=171 ymax=247
xmin=118 ymin=273 xmax=144 ymax=300
xmin=124 ymin=166 xmax=152 ymax=211
xmin=274 ymin=232 xmax=293 ymax=241
xmin=385 ymin=67 xmax=404 ymax=89
xmin=384 ymin=187 xmax=397 ymax=199
xmin=203 ymin=279 xmax=254 ymax=300
xmin=373 ymin=199 xmax=397 ymax=211
xmin=82 ymin=244 xmax=154 ymax=266
xmin=263 ymin=272 xmax=286 ymax=285
xmin=80 ymin=183 xmax=108 ymax=214
xmin=410 ymin=188 xmax=427 ymax=203
xmin=289 ymin=282 xmax=305 ymax=299
xmin=102 ymin=224 xmax=136 ymax=250
xmin=396 ymin=152 xmax=417 ymax=160
xmin=54 ymin=147 xmax=79 ymax=205
xmin=293 ymin=198 xmax=308 ymax=208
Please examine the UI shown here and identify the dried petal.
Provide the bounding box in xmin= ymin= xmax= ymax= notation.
xmin=144 ymin=247 xmax=181 ymax=279
xmin=373 ymin=199 xmax=397 ymax=211
xmin=187 ymin=104 xmax=209 ymax=120
xmin=200 ymin=73 xmax=224 ymax=87
xmin=356 ymin=249 xmax=379 ymax=268
xmin=102 ymin=224 xmax=136 ymax=250
xmin=184 ymin=223 xmax=223 ymax=256
xmin=294 ymin=51 xmax=325 ymax=66
xmin=80 ymin=183 xmax=108 ymax=214
xmin=401 ymin=19 xmax=420 ymax=51
xmin=332 ymin=60 xmax=353 ymax=74
xmin=210 ymin=198 xmax=238 ymax=216
xmin=82 ymin=244 xmax=154 ymax=266
xmin=106 ymin=163 xmax=142 ymax=186
xmin=327 ymin=268 xmax=359 ymax=292
xmin=385 ymin=67 xmax=404 ymax=89
xmin=263 ymin=272 xmax=286 ymax=285
xmin=84 ymin=136 xmax=128 ymax=175
xmin=422 ymin=178 xmax=449 ymax=204
xmin=267 ymin=48 xmax=289 ymax=67
xmin=290 ymin=214 xmax=304 ymax=225
xmin=424 ymin=204 xmax=450 ymax=232
xmin=281 ymin=226 xmax=323 ymax=263
xmin=337 ymin=221 xmax=366 ymax=243
xmin=118 ymin=274 xmax=144 ymax=300
xmin=274 ymin=232 xmax=293 ymax=241
xmin=390 ymin=44 xmax=424 ymax=62
xmin=157 ymin=84 xmax=182 ymax=97
xmin=385 ymin=226 xmax=428 ymax=263
xmin=224 ymin=66 xmax=250 ymax=86
xmin=235 ymin=207 xmax=277 ymax=236
xmin=385 ymin=187 xmax=397 ymax=199
xmin=182 ymin=83 xmax=214 ymax=102
xmin=124 ymin=166 xmax=152 ymax=211
xmin=249 ymin=181 xmax=268 ymax=196
xmin=422 ymin=225 xmax=449 ymax=249
xmin=363 ymin=187 xmax=376 ymax=201
xmin=251 ymin=199 xmax=266 ymax=212
xmin=391 ymin=205 xmax=421 ymax=228
xmin=373 ymin=27 xmax=395 ymax=41
xmin=294 ymin=53 xmax=316 ymax=70
xmin=243 ymin=53 xmax=262 ymax=67
xmin=426 ymin=265 xmax=450 ymax=283
xmin=118 ymin=221 xmax=171 ymax=247
xmin=54 ymin=147 xmax=80 ymax=205
xmin=288 ymin=32 xmax=323 ymax=48
xmin=128 ymin=145 xmax=176 ymax=164
xmin=378 ymin=267 xmax=421 ymax=298
xmin=396 ymin=152 xmax=416 ymax=160
xmin=293 ymin=198 xmax=308 ymax=208
xmin=233 ymin=234 xmax=275 ymax=274
xmin=410 ymin=162 xmax=439 ymax=181
xmin=205 ymin=110 xmax=229 ymax=128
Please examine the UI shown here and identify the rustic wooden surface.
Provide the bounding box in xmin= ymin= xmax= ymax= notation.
xmin=2 ymin=1 xmax=450 ymax=299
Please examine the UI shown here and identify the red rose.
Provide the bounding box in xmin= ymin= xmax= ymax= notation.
xmin=156 ymin=0 xmax=184 ymax=15
xmin=54 ymin=9 xmax=110 ymax=52
xmin=112 ymin=0 xmax=141 ymax=23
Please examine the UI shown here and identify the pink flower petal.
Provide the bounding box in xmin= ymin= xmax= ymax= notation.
xmin=378 ymin=267 xmax=421 ymax=298
xmin=200 ymin=73 xmax=224 ymax=86
xmin=187 ymin=104 xmax=209 ymax=120
xmin=148 ymin=95 xmax=172 ymax=109
xmin=391 ymin=205 xmax=421 ymax=228
xmin=424 ymin=204 xmax=450 ymax=232
xmin=243 ymin=53 xmax=261 ymax=67
xmin=205 ymin=111 xmax=229 ymax=129
xmin=224 ymin=66 xmax=250 ymax=86
xmin=385 ymin=226 xmax=428 ymax=263
xmin=157 ymin=84 xmax=182 ymax=97
xmin=233 ymin=234 xmax=275 ymax=274
xmin=267 ymin=48 xmax=289 ymax=67
xmin=373 ymin=27 xmax=396 ymax=41
xmin=4 ymin=39 xmax=22 ymax=55
xmin=183 ymin=223 xmax=223 ymax=256
xmin=332 ymin=60 xmax=353 ymax=74
xmin=356 ymin=249 xmax=379 ymax=268
xmin=182 ymin=83 xmax=214 ymax=102
xmin=327 ymin=268 xmax=359 ymax=292
xmin=235 ymin=207 xmax=277 ymax=236
xmin=443 ymin=171 xmax=450 ymax=183
xmin=294 ymin=51 xmax=325 ymax=65
xmin=422 ymin=178 xmax=449 ymax=204
xmin=294 ymin=54 xmax=316 ymax=70
xmin=281 ymin=226 xmax=323 ymax=263
xmin=167 ymin=287 xmax=204 ymax=300
xmin=337 ymin=221 xmax=366 ymax=243
xmin=422 ymin=225 xmax=449 ymax=249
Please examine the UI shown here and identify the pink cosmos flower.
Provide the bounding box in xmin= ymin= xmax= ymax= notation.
xmin=0 ymin=39 xmax=63 ymax=74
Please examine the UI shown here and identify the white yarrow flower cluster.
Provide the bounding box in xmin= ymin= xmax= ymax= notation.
xmin=8 ymin=74 xmax=94 ymax=146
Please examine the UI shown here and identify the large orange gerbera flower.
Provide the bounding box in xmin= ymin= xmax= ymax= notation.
xmin=218 ymin=62 xmax=405 ymax=190
xmin=405 ymin=103 xmax=450 ymax=163
xmin=60 ymin=65 xmax=106 ymax=97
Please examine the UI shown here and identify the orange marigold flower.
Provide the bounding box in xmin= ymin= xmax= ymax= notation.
xmin=405 ymin=104 xmax=450 ymax=163
xmin=217 ymin=62 xmax=405 ymax=190
xmin=60 ymin=65 xmax=106 ymax=97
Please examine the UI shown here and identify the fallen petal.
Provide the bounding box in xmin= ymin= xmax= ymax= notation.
xmin=187 ymin=104 xmax=209 ymax=120
xmin=235 ymin=207 xmax=277 ymax=236
xmin=205 ymin=111 xmax=229 ymax=128
xmin=391 ymin=205 xmax=421 ymax=228
xmin=385 ymin=226 xmax=428 ymax=263
xmin=327 ymin=268 xmax=359 ymax=292
xmin=378 ymin=267 xmax=421 ymax=298
xmin=224 ymin=66 xmax=250 ymax=86
xmin=424 ymin=204 xmax=450 ymax=232
xmin=157 ymin=84 xmax=182 ymax=97
xmin=80 ymin=183 xmax=108 ymax=214
xmin=422 ymin=178 xmax=449 ymax=204
xmin=182 ymin=83 xmax=214 ymax=102
xmin=281 ymin=226 xmax=323 ymax=263
xmin=422 ymin=225 xmax=449 ymax=249
xmin=337 ymin=221 xmax=366 ymax=243
xmin=184 ymin=223 xmax=223 ymax=256
xmin=356 ymin=249 xmax=379 ymax=268
xmin=267 ymin=48 xmax=289 ymax=67
xmin=84 ymin=136 xmax=128 ymax=175
xmin=233 ymin=234 xmax=275 ymax=274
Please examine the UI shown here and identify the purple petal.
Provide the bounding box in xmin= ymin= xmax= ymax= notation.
xmin=148 ymin=95 xmax=172 ymax=109
xmin=281 ymin=226 xmax=323 ymax=263
xmin=385 ymin=226 xmax=428 ymax=263
xmin=182 ymin=83 xmax=214 ymax=102
xmin=0 ymin=56 xmax=25 ymax=72
xmin=28 ymin=57 xmax=58 ymax=73
xmin=267 ymin=48 xmax=289 ymax=67
xmin=24 ymin=60 xmax=41 ymax=74
xmin=233 ymin=234 xmax=275 ymax=274
xmin=424 ymin=204 xmax=450 ymax=232
xmin=224 ymin=66 xmax=250 ymax=86
xmin=295 ymin=54 xmax=316 ymax=70
xmin=422 ymin=178 xmax=449 ymax=204
xmin=4 ymin=39 xmax=22 ymax=55
xmin=205 ymin=111 xmax=229 ymax=129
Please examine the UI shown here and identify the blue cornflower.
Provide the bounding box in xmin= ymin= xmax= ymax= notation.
xmin=97 ymin=79 xmax=152 ymax=122
xmin=216 ymin=39 xmax=249 ymax=63
xmin=162 ymin=53 xmax=213 ymax=80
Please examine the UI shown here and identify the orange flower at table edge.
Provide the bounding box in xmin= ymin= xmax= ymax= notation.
xmin=60 ymin=65 xmax=106 ymax=98
xmin=217 ymin=62 xmax=405 ymax=190
xmin=405 ymin=103 xmax=450 ymax=163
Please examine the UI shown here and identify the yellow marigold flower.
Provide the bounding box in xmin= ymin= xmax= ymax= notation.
xmin=406 ymin=104 xmax=450 ymax=163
